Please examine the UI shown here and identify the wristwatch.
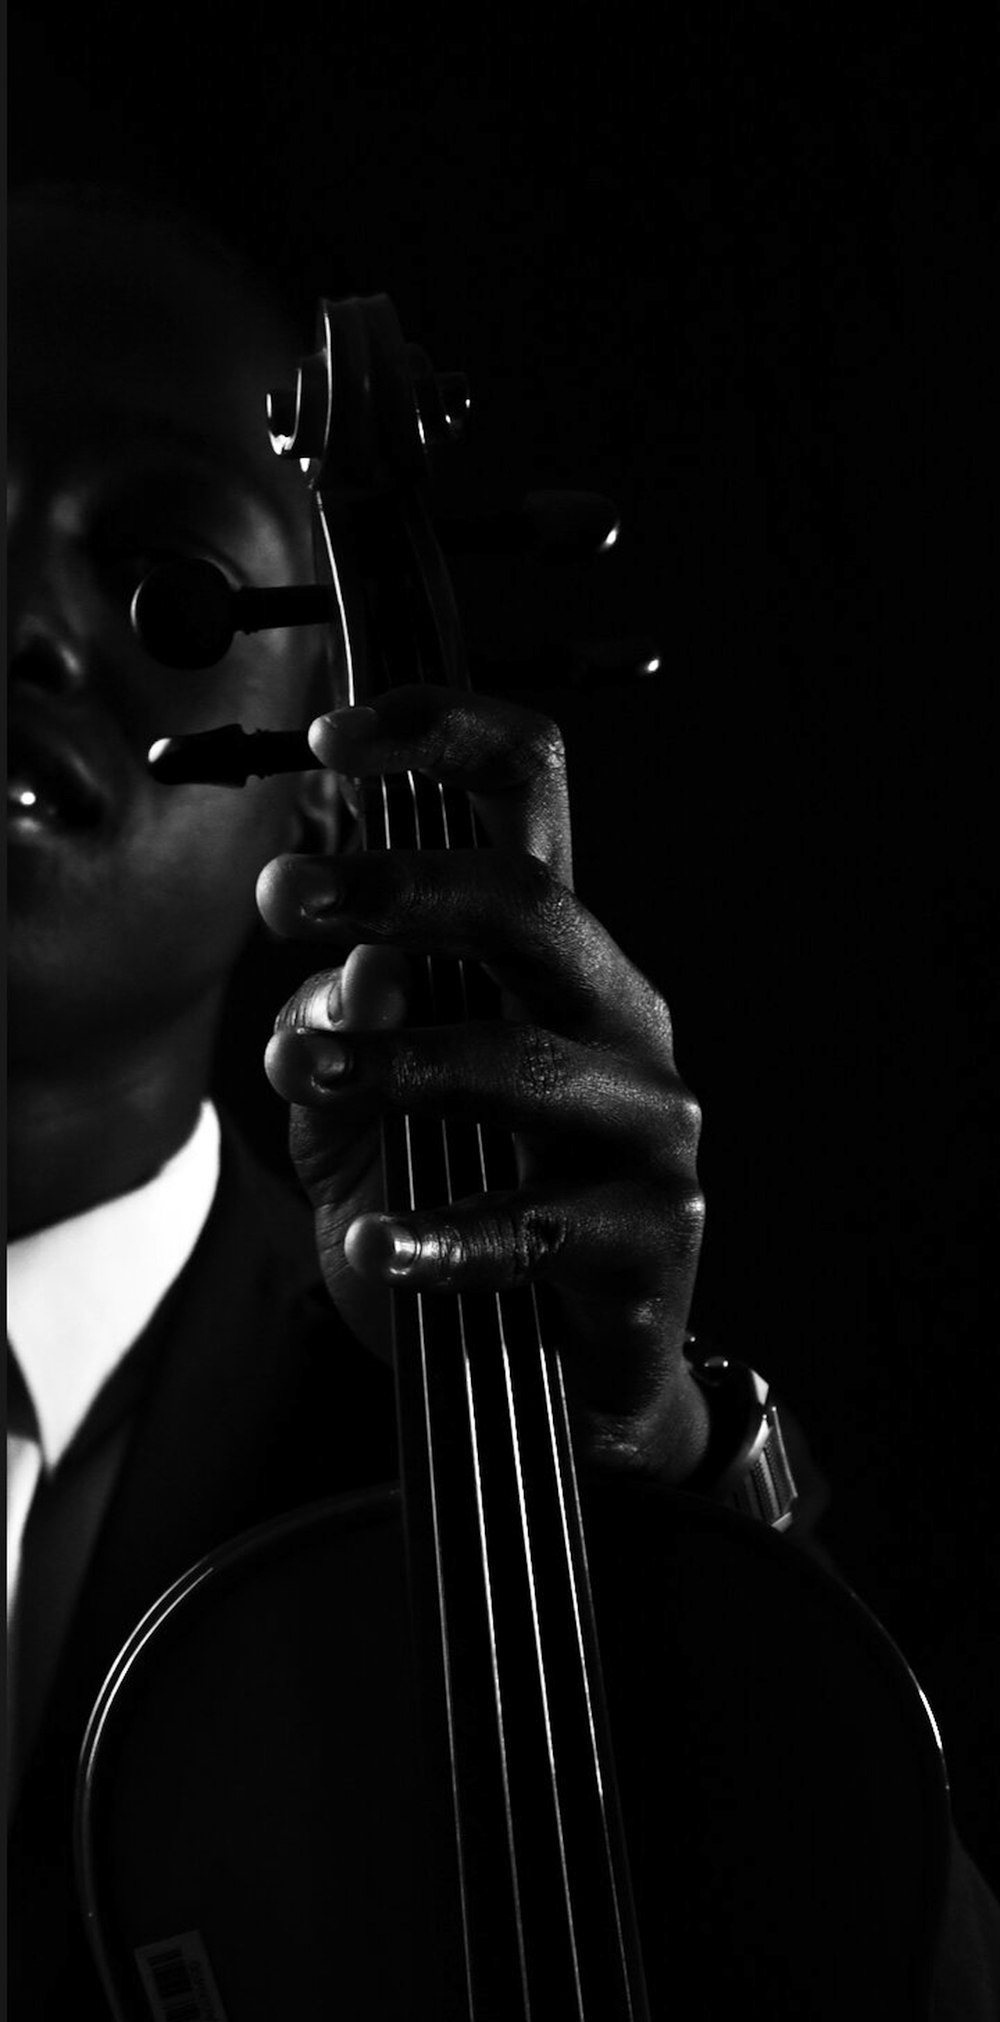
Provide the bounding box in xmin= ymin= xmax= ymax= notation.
xmin=685 ymin=1341 xmax=799 ymax=1531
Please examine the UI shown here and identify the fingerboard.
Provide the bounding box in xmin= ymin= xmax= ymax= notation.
xmin=314 ymin=472 xmax=648 ymax=2020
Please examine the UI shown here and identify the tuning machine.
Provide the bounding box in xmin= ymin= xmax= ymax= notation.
xmin=131 ymin=561 xmax=333 ymax=673
xmin=437 ymin=491 xmax=620 ymax=561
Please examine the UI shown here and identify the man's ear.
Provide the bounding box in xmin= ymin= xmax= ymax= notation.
xmin=288 ymin=765 xmax=362 ymax=857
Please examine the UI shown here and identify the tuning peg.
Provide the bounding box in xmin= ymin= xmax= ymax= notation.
xmin=412 ymin=369 xmax=472 ymax=449
xmin=146 ymin=633 xmax=663 ymax=790
xmin=132 ymin=561 xmax=333 ymax=670
xmin=266 ymin=347 xmax=331 ymax=462
xmin=148 ymin=725 xmax=323 ymax=787
xmin=435 ymin=492 xmax=620 ymax=561
xmin=470 ymin=638 xmax=661 ymax=693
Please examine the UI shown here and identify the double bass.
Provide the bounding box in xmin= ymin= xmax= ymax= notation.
xmin=75 ymin=294 xmax=950 ymax=2018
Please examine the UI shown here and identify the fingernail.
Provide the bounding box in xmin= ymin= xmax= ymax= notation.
xmin=382 ymin=1223 xmax=418 ymax=1274
xmin=346 ymin=1216 xmax=418 ymax=1277
xmin=299 ymin=878 xmax=344 ymax=920
xmin=310 ymin=1036 xmax=352 ymax=1083
xmin=272 ymin=973 xmax=342 ymax=1032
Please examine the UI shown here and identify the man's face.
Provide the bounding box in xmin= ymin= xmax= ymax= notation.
xmin=8 ymin=203 xmax=327 ymax=1061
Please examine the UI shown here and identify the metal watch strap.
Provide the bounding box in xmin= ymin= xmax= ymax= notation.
xmin=686 ymin=1348 xmax=799 ymax=1532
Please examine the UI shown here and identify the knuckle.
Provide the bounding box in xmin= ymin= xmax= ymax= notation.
xmin=350 ymin=854 xmax=416 ymax=936
xmin=440 ymin=1198 xmax=568 ymax=1286
xmin=646 ymin=1083 xmax=698 ymax=1188
xmin=428 ymin=1218 xmax=473 ymax=1275
xmin=335 ymin=851 xmax=429 ymax=937
xmin=478 ymin=699 xmax=565 ymax=783
xmin=538 ymin=877 xmax=577 ymax=948
xmin=645 ymin=989 xmax=676 ymax=1059
xmin=510 ymin=849 xmax=575 ymax=939
xmin=662 ymin=1180 xmax=707 ymax=1253
xmin=385 ymin=1032 xmax=433 ymax=1106
xmin=445 ymin=1205 xmax=512 ymax=1279
xmin=649 ymin=1082 xmax=702 ymax=1162
xmin=667 ymin=1185 xmax=707 ymax=1258
xmin=520 ymin=712 xmax=566 ymax=780
xmin=677 ymin=1088 xmax=703 ymax=1150
xmin=273 ymin=970 xmax=343 ymax=1033
xmin=518 ymin=1200 xmax=570 ymax=1278
xmin=514 ymin=1024 xmax=570 ymax=1102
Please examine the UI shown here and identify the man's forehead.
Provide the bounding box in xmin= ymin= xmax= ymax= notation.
xmin=12 ymin=200 xmax=297 ymax=388
xmin=107 ymin=414 xmax=304 ymax=523
xmin=12 ymin=203 xmax=310 ymax=535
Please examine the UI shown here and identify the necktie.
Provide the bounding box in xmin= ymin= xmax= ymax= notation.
xmin=7 ymin=1346 xmax=43 ymax=1790
xmin=7 ymin=1340 xmax=135 ymax=1813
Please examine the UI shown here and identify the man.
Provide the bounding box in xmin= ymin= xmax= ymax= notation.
xmin=7 ymin=185 xmax=998 ymax=2016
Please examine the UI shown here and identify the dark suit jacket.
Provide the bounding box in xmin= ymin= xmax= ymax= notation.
xmin=8 ymin=1126 xmax=999 ymax=2018
xmin=8 ymin=1125 xmax=398 ymax=2018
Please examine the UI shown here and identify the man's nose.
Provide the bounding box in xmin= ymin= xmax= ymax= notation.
xmin=7 ymin=541 xmax=91 ymax=697
xmin=8 ymin=625 xmax=88 ymax=697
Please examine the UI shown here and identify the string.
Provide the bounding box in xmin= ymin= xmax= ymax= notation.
xmin=429 ymin=743 xmax=588 ymax=2010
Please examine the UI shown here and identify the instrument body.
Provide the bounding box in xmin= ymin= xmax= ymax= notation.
xmin=77 ymin=1482 xmax=950 ymax=2019
xmin=77 ymin=294 xmax=951 ymax=2018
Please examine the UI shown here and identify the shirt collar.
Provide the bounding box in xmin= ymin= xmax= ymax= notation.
xmin=7 ymin=1103 xmax=221 ymax=1471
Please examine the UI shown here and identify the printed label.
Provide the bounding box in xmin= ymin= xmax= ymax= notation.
xmin=134 ymin=1931 xmax=229 ymax=2022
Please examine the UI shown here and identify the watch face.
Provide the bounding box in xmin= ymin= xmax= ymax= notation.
xmin=730 ymin=1409 xmax=798 ymax=1528
xmin=688 ymin=1359 xmax=796 ymax=1522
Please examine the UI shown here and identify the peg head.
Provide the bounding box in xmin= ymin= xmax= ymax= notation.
xmin=267 ymin=347 xmax=332 ymax=465
xmin=132 ymin=560 xmax=235 ymax=670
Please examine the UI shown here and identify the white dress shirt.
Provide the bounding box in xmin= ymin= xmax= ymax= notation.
xmin=6 ymin=1101 xmax=221 ymax=1633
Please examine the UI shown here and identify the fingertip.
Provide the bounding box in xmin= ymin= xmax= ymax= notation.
xmin=263 ymin=1027 xmax=290 ymax=1092
xmin=255 ymin=851 xmax=295 ymax=925
xmin=341 ymin=944 xmax=410 ymax=1031
xmin=308 ymin=707 xmax=379 ymax=768
xmin=345 ymin=1215 xmax=418 ymax=1280
xmin=307 ymin=715 xmax=335 ymax=764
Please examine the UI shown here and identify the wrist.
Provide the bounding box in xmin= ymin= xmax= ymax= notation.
xmin=585 ymin=1362 xmax=713 ymax=1488
xmin=651 ymin=1362 xmax=713 ymax=1486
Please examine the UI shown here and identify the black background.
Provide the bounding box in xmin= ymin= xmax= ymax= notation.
xmin=10 ymin=7 xmax=999 ymax=1889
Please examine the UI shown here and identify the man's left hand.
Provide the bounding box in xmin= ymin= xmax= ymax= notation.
xmin=258 ymin=685 xmax=710 ymax=1485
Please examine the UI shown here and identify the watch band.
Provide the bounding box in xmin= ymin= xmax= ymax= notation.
xmin=685 ymin=1344 xmax=799 ymax=1532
